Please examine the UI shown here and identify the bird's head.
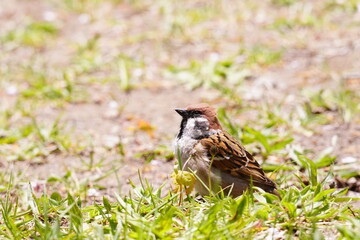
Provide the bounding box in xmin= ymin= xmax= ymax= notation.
xmin=175 ymin=103 xmax=222 ymax=139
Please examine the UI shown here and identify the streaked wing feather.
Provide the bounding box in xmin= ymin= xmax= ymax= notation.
xmin=200 ymin=132 xmax=276 ymax=188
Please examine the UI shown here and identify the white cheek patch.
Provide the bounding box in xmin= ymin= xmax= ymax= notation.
xmin=182 ymin=119 xmax=196 ymax=136
xmin=186 ymin=118 xmax=196 ymax=129
xmin=196 ymin=117 xmax=208 ymax=123
xmin=183 ymin=117 xmax=210 ymax=139
xmin=195 ymin=117 xmax=209 ymax=130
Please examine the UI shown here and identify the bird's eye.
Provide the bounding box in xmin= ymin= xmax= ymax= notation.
xmin=187 ymin=110 xmax=202 ymax=118
xmin=192 ymin=111 xmax=201 ymax=115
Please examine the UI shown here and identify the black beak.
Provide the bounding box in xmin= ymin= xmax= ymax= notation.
xmin=175 ymin=108 xmax=187 ymax=117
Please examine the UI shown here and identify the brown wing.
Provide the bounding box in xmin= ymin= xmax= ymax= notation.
xmin=200 ymin=131 xmax=276 ymax=189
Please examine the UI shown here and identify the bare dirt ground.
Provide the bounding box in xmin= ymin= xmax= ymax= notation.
xmin=1 ymin=0 xmax=359 ymax=205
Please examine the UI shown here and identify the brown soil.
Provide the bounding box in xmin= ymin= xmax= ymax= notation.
xmin=1 ymin=0 xmax=359 ymax=203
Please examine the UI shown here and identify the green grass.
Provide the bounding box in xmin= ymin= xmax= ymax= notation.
xmin=1 ymin=174 xmax=359 ymax=239
xmin=0 ymin=21 xmax=59 ymax=48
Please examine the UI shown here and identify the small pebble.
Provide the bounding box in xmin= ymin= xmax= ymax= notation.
xmin=43 ymin=11 xmax=57 ymax=22
xmin=341 ymin=156 xmax=357 ymax=164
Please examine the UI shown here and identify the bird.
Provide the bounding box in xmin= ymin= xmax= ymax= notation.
xmin=173 ymin=103 xmax=278 ymax=197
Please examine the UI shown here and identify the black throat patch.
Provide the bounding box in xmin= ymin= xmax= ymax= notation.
xmin=177 ymin=118 xmax=187 ymax=139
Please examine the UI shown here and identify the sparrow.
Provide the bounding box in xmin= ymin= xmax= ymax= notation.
xmin=173 ymin=103 xmax=278 ymax=197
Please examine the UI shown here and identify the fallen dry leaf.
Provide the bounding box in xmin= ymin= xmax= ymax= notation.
xmin=136 ymin=119 xmax=156 ymax=138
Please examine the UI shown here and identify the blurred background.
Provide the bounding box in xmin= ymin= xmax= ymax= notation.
xmin=0 ymin=0 xmax=359 ymax=200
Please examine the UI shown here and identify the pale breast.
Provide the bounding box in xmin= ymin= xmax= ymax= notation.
xmin=174 ymin=137 xmax=228 ymax=196
xmin=173 ymin=136 xmax=198 ymax=165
